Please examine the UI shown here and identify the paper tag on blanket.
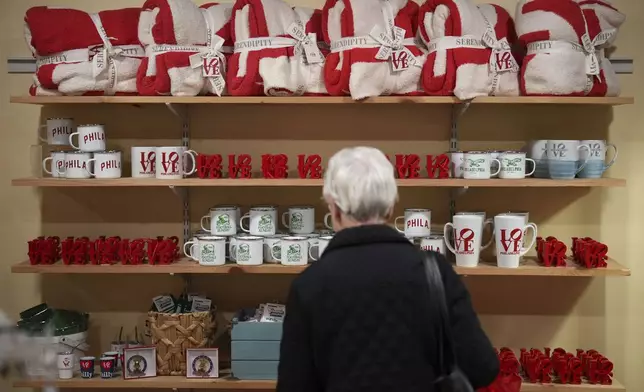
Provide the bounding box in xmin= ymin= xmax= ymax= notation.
xmin=492 ymin=49 xmax=519 ymax=73
xmin=391 ymin=48 xmax=414 ymax=72
xmin=202 ymin=57 xmax=221 ymax=77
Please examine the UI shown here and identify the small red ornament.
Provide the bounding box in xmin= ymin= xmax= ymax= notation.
xmin=197 ymin=154 xmax=223 ymax=179
xmin=261 ymin=154 xmax=289 ymax=178
xmin=228 ymin=154 xmax=252 ymax=178
xmin=426 ymin=154 xmax=450 ymax=179
xmin=297 ymin=154 xmax=322 ymax=179
xmin=395 ymin=154 xmax=421 ymax=178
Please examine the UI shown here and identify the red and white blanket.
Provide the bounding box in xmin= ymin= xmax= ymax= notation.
xmin=322 ymin=0 xmax=425 ymax=100
xmin=228 ymin=0 xmax=327 ymax=96
xmin=137 ymin=0 xmax=233 ymax=96
xmin=516 ymin=0 xmax=623 ymax=96
xmin=24 ymin=6 xmax=143 ymax=96
xmin=417 ymin=0 xmax=519 ymax=100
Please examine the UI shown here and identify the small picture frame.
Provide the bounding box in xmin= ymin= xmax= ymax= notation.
xmin=186 ymin=348 xmax=219 ymax=379
xmin=123 ymin=346 xmax=157 ymax=379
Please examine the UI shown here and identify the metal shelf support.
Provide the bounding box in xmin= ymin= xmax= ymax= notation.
xmin=165 ymin=103 xmax=191 ymax=246
xmin=449 ymin=101 xmax=471 ymax=218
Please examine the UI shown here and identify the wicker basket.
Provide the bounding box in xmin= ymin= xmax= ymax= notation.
xmin=147 ymin=311 xmax=216 ymax=376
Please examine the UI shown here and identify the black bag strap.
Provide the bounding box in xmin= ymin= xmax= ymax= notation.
xmin=420 ymin=250 xmax=457 ymax=378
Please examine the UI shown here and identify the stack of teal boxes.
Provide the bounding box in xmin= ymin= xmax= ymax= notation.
xmin=231 ymin=316 xmax=284 ymax=380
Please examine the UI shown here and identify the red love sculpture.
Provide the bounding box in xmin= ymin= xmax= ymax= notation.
xmin=395 ymin=154 xmax=421 ymax=178
xmin=197 ymin=154 xmax=223 ymax=179
xmin=261 ymin=154 xmax=289 ymax=179
xmin=426 ymin=154 xmax=450 ymax=179
xmin=228 ymin=154 xmax=252 ymax=178
xmin=297 ymin=154 xmax=322 ymax=179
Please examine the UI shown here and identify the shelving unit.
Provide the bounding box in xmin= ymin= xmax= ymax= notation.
xmin=11 ymin=257 xmax=631 ymax=277
xmin=10 ymin=93 xmax=632 ymax=391
xmin=10 ymin=177 xmax=628 ymax=188
xmin=12 ymin=376 xmax=626 ymax=391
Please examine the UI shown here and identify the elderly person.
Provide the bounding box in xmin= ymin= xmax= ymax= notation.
xmin=276 ymin=147 xmax=499 ymax=392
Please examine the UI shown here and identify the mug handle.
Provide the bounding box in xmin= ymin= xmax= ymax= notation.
xmin=200 ymin=215 xmax=212 ymax=233
xmin=183 ymin=150 xmax=198 ymax=176
xmin=490 ymin=158 xmax=502 ymax=177
xmin=525 ymin=158 xmax=537 ymax=177
xmin=239 ymin=214 xmax=251 ymax=233
xmin=42 ymin=157 xmax=53 ymax=175
xmin=520 ymin=223 xmax=538 ymax=257
xmin=270 ymin=242 xmax=282 ymax=261
xmin=281 ymin=212 xmax=290 ymax=229
xmin=38 ymin=124 xmax=48 ymax=143
xmin=604 ymin=143 xmax=618 ymax=170
xmin=183 ymin=241 xmax=196 ymax=259
xmin=308 ymin=245 xmax=319 ymax=261
xmin=575 ymin=145 xmax=590 ymax=175
xmin=393 ymin=216 xmax=405 ymax=233
xmin=69 ymin=132 xmax=80 ymax=150
xmin=324 ymin=213 xmax=332 ymax=230
xmin=85 ymin=158 xmax=96 ymax=177
xmin=230 ymin=245 xmax=237 ymax=261
xmin=481 ymin=219 xmax=495 ymax=250
xmin=442 ymin=223 xmax=458 ymax=255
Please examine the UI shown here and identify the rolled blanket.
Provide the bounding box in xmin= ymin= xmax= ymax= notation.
xmin=24 ymin=6 xmax=144 ymax=95
xmin=137 ymin=0 xmax=233 ymax=96
xmin=516 ymin=0 xmax=614 ymax=96
xmin=575 ymin=0 xmax=625 ymax=96
xmin=417 ymin=0 xmax=519 ymax=99
xmin=228 ymin=0 xmax=327 ymax=96
xmin=323 ymin=0 xmax=425 ymax=100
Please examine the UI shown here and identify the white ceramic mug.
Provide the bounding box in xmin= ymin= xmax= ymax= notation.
xmin=499 ymin=151 xmax=536 ymax=179
xmin=263 ymin=234 xmax=286 ymax=263
xmin=463 ymin=151 xmax=500 ymax=180
xmin=282 ymin=206 xmax=315 ymax=235
xmin=57 ymin=151 xmax=93 ymax=179
xmin=419 ymin=236 xmax=447 ymax=257
xmin=505 ymin=211 xmax=530 ymax=248
xmin=229 ymin=233 xmax=251 ymax=261
xmin=309 ymin=235 xmax=333 ymax=261
xmin=580 ymin=140 xmax=618 ymax=164
xmin=546 ymin=140 xmax=590 ymax=179
xmin=195 ymin=235 xmax=227 ymax=266
xmin=42 ymin=150 xmax=67 ymax=178
xmin=40 ymin=118 xmax=74 ymax=146
xmin=201 ymin=205 xmax=238 ymax=236
xmin=489 ymin=150 xmax=503 ymax=178
xmin=324 ymin=213 xmax=333 ymax=230
xmin=69 ymin=124 xmax=106 ymax=152
xmin=240 ymin=206 xmax=278 ymax=236
xmin=455 ymin=212 xmax=493 ymax=248
xmin=493 ymin=214 xmax=538 ymax=268
xmin=230 ymin=235 xmax=264 ymax=266
xmin=87 ymin=150 xmax=122 ymax=179
xmin=305 ymin=233 xmax=320 ymax=261
xmin=525 ymin=140 xmax=549 ymax=178
xmin=450 ymin=151 xmax=465 ymax=178
xmin=271 ymin=236 xmax=309 ymax=266
xmin=131 ymin=147 xmax=157 ymax=178
xmin=57 ymin=352 xmax=74 ymax=379
xmin=444 ymin=214 xmax=492 ymax=267
xmin=394 ymin=208 xmax=431 ymax=238
xmin=155 ymin=146 xmax=197 ymax=179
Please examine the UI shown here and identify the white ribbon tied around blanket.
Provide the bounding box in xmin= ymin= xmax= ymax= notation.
xmin=480 ymin=14 xmax=519 ymax=95
xmin=233 ymin=21 xmax=324 ymax=66
xmin=329 ymin=32 xmax=419 ymax=73
xmin=89 ymin=14 xmax=144 ymax=95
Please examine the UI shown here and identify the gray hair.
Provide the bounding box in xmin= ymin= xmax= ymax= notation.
xmin=323 ymin=147 xmax=399 ymax=222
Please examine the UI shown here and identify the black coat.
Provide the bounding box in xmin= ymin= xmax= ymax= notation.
xmin=276 ymin=224 xmax=499 ymax=392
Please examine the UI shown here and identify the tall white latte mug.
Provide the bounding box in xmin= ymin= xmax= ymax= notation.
xmin=155 ymin=146 xmax=198 ymax=179
xmin=443 ymin=214 xmax=493 ymax=268
xmin=493 ymin=214 xmax=538 ymax=268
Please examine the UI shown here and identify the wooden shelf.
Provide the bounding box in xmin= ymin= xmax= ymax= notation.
xmin=11 ymin=257 xmax=630 ymax=277
xmin=9 ymin=95 xmax=634 ymax=105
xmin=12 ymin=377 xmax=625 ymax=391
xmin=10 ymin=177 xmax=627 ymax=188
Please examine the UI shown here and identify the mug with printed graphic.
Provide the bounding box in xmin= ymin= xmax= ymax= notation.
xmin=578 ymin=140 xmax=618 ymax=179
xmin=69 ymin=124 xmax=106 ymax=152
xmin=493 ymin=214 xmax=538 ymax=268
xmin=394 ymin=208 xmax=431 ymax=238
xmin=87 ymin=150 xmax=122 ymax=179
xmin=271 ymin=236 xmax=309 ymax=266
xmin=546 ymin=140 xmax=590 ymax=179
xmin=155 ymin=146 xmax=197 ymax=179
xmin=499 ymin=151 xmax=536 ymax=179
xmin=282 ymin=206 xmax=315 ymax=235
xmin=43 ymin=150 xmax=67 ymax=178
xmin=201 ymin=205 xmax=238 ymax=236
xmin=230 ymin=235 xmax=264 ymax=266
xmin=419 ymin=235 xmax=447 ymax=257
xmin=195 ymin=235 xmax=227 ymax=266
xmin=463 ymin=151 xmax=500 ymax=180
xmin=131 ymin=147 xmax=157 ymax=178
xmin=57 ymin=151 xmax=93 ymax=179
xmin=264 ymin=234 xmax=287 ymax=263
xmin=443 ymin=214 xmax=493 ymax=268
xmin=40 ymin=118 xmax=75 ymax=146
xmin=450 ymin=151 xmax=465 ymax=178
xmin=240 ymin=206 xmax=278 ymax=236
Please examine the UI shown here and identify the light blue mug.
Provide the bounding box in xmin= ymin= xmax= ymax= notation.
xmin=525 ymin=140 xmax=549 ymax=178
xmin=546 ymin=140 xmax=590 ymax=180
xmin=577 ymin=140 xmax=618 ymax=179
